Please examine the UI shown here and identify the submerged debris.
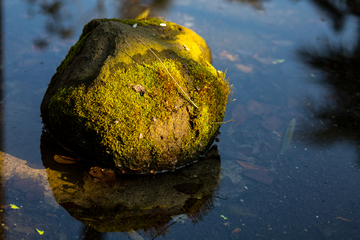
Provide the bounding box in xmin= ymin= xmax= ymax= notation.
xmin=280 ymin=118 xmax=296 ymax=154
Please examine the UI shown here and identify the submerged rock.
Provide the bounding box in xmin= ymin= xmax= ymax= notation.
xmin=40 ymin=18 xmax=230 ymax=173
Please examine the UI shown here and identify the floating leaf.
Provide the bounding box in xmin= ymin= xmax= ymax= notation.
xmin=253 ymin=53 xmax=275 ymax=65
xmin=235 ymin=160 xmax=268 ymax=171
xmin=220 ymin=215 xmax=228 ymax=220
xmin=10 ymin=204 xmax=20 ymax=209
xmin=220 ymin=50 xmax=238 ymax=61
xmin=14 ymin=225 xmax=35 ymax=234
xmin=232 ymin=228 xmax=242 ymax=234
xmin=336 ymin=216 xmax=351 ymax=222
xmin=54 ymin=155 xmax=81 ymax=164
xmin=272 ymin=59 xmax=285 ymax=64
xmin=36 ymin=228 xmax=44 ymax=235
xmin=236 ymin=64 xmax=253 ymax=73
xmin=243 ymin=169 xmax=273 ymax=185
xmin=280 ymin=118 xmax=296 ymax=154
xmin=232 ymin=104 xmax=248 ymax=127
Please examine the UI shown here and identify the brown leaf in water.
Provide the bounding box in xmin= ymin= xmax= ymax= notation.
xmin=243 ymin=169 xmax=273 ymax=184
xmin=232 ymin=228 xmax=242 ymax=234
xmin=235 ymin=160 xmax=268 ymax=171
xmin=236 ymin=64 xmax=253 ymax=73
xmin=253 ymin=53 xmax=275 ymax=65
xmin=247 ymin=100 xmax=264 ymax=116
xmin=13 ymin=225 xmax=36 ymax=235
xmin=232 ymin=104 xmax=248 ymax=127
xmin=54 ymin=155 xmax=81 ymax=164
xmin=219 ymin=50 xmax=239 ymax=61
xmin=261 ymin=113 xmax=281 ymax=131
xmin=336 ymin=216 xmax=351 ymax=222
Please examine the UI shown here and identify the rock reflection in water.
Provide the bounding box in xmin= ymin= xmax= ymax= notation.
xmin=40 ymin=131 xmax=221 ymax=237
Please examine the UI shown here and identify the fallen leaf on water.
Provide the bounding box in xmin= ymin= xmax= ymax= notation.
xmin=280 ymin=118 xmax=296 ymax=154
xmin=232 ymin=228 xmax=242 ymax=234
xmin=235 ymin=160 xmax=268 ymax=171
xmin=261 ymin=113 xmax=281 ymax=131
xmin=253 ymin=53 xmax=275 ymax=65
xmin=336 ymin=216 xmax=351 ymax=222
xmin=10 ymin=204 xmax=20 ymax=209
xmin=14 ymin=225 xmax=36 ymax=235
xmin=36 ymin=228 xmax=44 ymax=235
xmin=232 ymin=104 xmax=248 ymax=127
xmin=243 ymin=169 xmax=273 ymax=185
xmin=247 ymin=100 xmax=264 ymax=116
xmin=220 ymin=215 xmax=228 ymax=220
xmin=54 ymin=155 xmax=81 ymax=164
xmin=272 ymin=59 xmax=285 ymax=64
xmin=219 ymin=50 xmax=238 ymax=61
xmin=236 ymin=64 xmax=253 ymax=73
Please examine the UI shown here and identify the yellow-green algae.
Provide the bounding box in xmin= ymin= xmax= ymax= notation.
xmin=49 ymin=58 xmax=229 ymax=172
xmin=42 ymin=18 xmax=229 ymax=173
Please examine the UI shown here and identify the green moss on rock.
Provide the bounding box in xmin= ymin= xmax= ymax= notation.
xmin=41 ymin=18 xmax=229 ymax=173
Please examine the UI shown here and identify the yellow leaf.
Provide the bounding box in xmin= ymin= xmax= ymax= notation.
xmin=10 ymin=204 xmax=20 ymax=209
xmin=36 ymin=228 xmax=44 ymax=235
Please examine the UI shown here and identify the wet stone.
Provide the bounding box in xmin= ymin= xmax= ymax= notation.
xmin=40 ymin=18 xmax=230 ymax=173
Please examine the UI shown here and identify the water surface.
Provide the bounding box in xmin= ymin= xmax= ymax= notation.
xmin=2 ymin=0 xmax=360 ymax=239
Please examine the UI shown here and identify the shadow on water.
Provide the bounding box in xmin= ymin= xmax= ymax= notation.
xmin=297 ymin=0 xmax=360 ymax=165
xmin=40 ymin=131 xmax=221 ymax=239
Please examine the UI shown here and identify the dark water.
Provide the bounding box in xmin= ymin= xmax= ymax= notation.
xmin=2 ymin=0 xmax=360 ymax=239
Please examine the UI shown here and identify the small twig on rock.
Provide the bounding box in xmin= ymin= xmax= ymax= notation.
xmin=131 ymin=34 xmax=199 ymax=108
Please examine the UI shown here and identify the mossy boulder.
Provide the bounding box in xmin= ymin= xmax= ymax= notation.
xmin=41 ymin=18 xmax=230 ymax=173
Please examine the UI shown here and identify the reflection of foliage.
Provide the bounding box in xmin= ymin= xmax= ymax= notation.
xmin=310 ymin=0 xmax=360 ymax=32
xmin=298 ymin=1 xmax=360 ymax=145
xmin=25 ymin=0 xmax=76 ymax=50
xmin=25 ymin=0 xmax=172 ymax=50
xmin=120 ymin=0 xmax=171 ymax=19
xmin=224 ymin=0 xmax=268 ymax=10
